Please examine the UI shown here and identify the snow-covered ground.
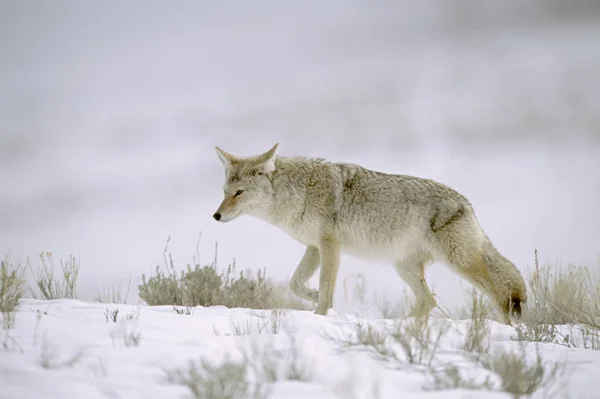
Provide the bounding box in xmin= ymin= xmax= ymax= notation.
xmin=1 ymin=299 xmax=598 ymax=399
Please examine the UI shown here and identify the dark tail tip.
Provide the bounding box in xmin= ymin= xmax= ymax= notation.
xmin=509 ymin=296 xmax=523 ymax=317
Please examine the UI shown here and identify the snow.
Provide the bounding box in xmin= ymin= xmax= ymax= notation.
xmin=2 ymin=299 xmax=599 ymax=399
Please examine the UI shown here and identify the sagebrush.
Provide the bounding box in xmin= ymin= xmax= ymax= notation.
xmin=139 ymin=240 xmax=308 ymax=310
xmin=31 ymin=252 xmax=79 ymax=300
xmin=513 ymin=250 xmax=600 ymax=349
xmin=1 ymin=252 xmax=27 ymax=330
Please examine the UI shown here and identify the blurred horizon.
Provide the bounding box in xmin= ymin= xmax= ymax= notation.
xmin=1 ymin=0 xmax=599 ymax=310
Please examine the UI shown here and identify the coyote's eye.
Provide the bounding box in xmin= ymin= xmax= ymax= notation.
xmin=234 ymin=189 xmax=244 ymax=197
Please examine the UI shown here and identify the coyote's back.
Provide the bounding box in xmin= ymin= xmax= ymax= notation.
xmin=212 ymin=144 xmax=526 ymax=323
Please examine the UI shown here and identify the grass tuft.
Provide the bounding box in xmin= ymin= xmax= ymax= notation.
xmin=1 ymin=251 xmax=27 ymax=330
xmin=31 ymin=252 xmax=80 ymax=300
xmin=462 ymin=288 xmax=492 ymax=356
xmin=513 ymin=250 xmax=600 ymax=349
xmin=166 ymin=356 xmax=266 ymax=399
xmin=94 ymin=276 xmax=131 ymax=304
xmin=139 ymin=238 xmax=309 ymax=311
xmin=167 ymin=331 xmax=312 ymax=399
xmin=480 ymin=343 xmax=567 ymax=398
xmin=328 ymin=315 xmax=450 ymax=372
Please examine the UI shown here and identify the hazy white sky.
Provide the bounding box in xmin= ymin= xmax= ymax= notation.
xmin=1 ymin=1 xmax=599 ymax=310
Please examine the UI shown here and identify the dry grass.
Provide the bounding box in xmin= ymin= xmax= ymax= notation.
xmin=322 ymin=274 xmax=572 ymax=397
xmin=524 ymin=250 xmax=597 ymax=325
xmin=94 ymin=276 xmax=131 ymax=304
xmin=103 ymin=307 xmax=140 ymax=323
xmin=213 ymin=309 xmax=290 ymax=336
xmin=242 ymin=333 xmax=313 ymax=384
xmin=327 ymin=315 xmax=450 ymax=372
xmin=425 ymin=342 xmax=568 ymax=398
xmin=31 ymin=252 xmax=80 ymax=300
xmin=110 ymin=322 xmax=142 ymax=348
xmin=426 ymin=272 xmax=570 ymax=397
xmin=425 ymin=363 xmax=494 ymax=391
xmin=462 ymin=288 xmax=493 ymax=356
xmin=173 ymin=306 xmax=195 ymax=315
xmin=1 ymin=251 xmax=27 ymax=330
xmin=110 ymin=309 xmax=142 ymax=348
xmin=167 ymin=332 xmax=311 ymax=399
xmin=38 ymin=333 xmax=86 ymax=369
xmin=483 ymin=343 xmax=567 ymax=398
xmin=139 ymin=238 xmax=310 ymax=311
xmin=166 ymin=356 xmax=264 ymax=399
xmin=513 ymin=250 xmax=600 ymax=349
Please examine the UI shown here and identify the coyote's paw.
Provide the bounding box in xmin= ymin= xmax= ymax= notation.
xmin=314 ymin=300 xmax=333 ymax=316
xmin=289 ymin=282 xmax=319 ymax=304
xmin=314 ymin=304 xmax=330 ymax=316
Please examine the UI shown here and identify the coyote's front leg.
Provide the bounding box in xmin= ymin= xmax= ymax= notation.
xmin=315 ymin=235 xmax=341 ymax=315
xmin=289 ymin=246 xmax=320 ymax=303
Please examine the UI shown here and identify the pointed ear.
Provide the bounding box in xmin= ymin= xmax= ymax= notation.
xmin=257 ymin=143 xmax=279 ymax=174
xmin=215 ymin=146 xmax=236 ymax=173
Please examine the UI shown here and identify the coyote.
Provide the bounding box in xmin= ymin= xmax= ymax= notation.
xmin=212 ymin=144 xmax=526 ymax=323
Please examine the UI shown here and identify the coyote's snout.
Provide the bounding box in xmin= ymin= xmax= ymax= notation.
xmin=212 ymin=143 xmax=527 ymax=323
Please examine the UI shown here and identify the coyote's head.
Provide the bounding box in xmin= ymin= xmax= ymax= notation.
xmin=212 ymin=143 xmax=279 ymax=223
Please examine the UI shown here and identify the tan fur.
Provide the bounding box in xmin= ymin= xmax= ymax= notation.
xmin=212 ymin=144 xmax=527 ymax=323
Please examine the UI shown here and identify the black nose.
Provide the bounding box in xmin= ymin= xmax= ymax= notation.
xmin=213 ymin=213 xmax=221 ymax=221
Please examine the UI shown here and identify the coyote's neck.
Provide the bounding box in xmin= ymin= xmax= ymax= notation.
xmin=255 ymin=156 xmax=327 ymax=240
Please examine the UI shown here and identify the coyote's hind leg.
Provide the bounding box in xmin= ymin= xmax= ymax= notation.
xmin=394 ymin=256 xmax=437 ymax=318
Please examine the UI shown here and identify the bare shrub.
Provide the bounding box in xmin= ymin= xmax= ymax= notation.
xmin=567 ymin=325 xmax=600 ymax=350
xmin=524 ymin=250 xmax=599 ymax=326
xmin=39 ymin=334 xmax=85 ymax=369
xmin=31 ymin=252 xmax=79 ymax=300
xmin=427 ymin=340 xmax=568 ymax=396
xmin=173 ymin=306 xmax=195 ymax=315
xmin=242 ymin=333 xmax=313 ymax=384
xmin=166 ymin=356 xmax=268 ymax=399
xmin=1 ymin=251 xmax=27 ymax=330
xmin=514 ymin=322 xmax=600 ymax=350
xmin=328 ymin=316 xmax=449 ymax=371
xmin=514 ymin=250 xmax=600 ymax=348
xmin=249 ymin=308 xmax=290 ymax=335
xmin=139 ymin=237 xmax=310 ymax=310
xmin=104 ymin=308 xmax=119 ymax=323
xmin=265 ymin=308 xmax=289 ymax=335
xmin=427 ymin=284 xmax=568 ymax=396
xmin=463 ymin=289 xmax=493 ymax=356
xmin=425 ymin=363 xmax=493 ymax=391
xmin=512 ymin=321 xmax=561 ymax=345
xmin=110 ymin=321 xmax=141 ymax=348
xmin=138 ymin=242 xmax=220 ymax=307
xmin=168 ymin=329 xmax=311 ymax=399
xmin=480 ymin=343 xmax=568 ymax=398
xmin=214 ymin=309 xmax=290 ymax=336
xmin=219 ymin=265 xmax=273 ymax=309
